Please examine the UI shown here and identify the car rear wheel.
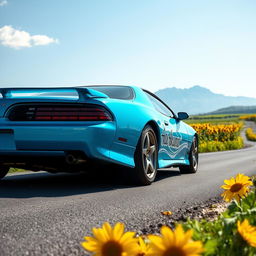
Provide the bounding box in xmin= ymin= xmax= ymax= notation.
xmin=132 ymin=125 xmax=158 ymax=185
xmin=179 ymin=136 xmax=198 ymax=174
xmin=0 ymin=166 xmax=9 ymax=180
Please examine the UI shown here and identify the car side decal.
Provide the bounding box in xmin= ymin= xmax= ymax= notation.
xmin=161 ymin=130 xmax=182 ymax=148
xmin=159 ymin=142 xmax=189 ymax=159
xmin=160 ymin=130 xmax=189 ymax=158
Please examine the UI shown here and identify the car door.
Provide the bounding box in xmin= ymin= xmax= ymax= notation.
xmin=144 ymin=91 xmax=188 ymax=161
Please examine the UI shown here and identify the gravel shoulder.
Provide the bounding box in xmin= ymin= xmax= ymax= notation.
xmin=138 ymin=196 xmax=228 ymax=235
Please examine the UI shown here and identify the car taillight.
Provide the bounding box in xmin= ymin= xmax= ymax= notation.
xmin=7 ymin=105 xmax=113 ymax=121
xmin=34 ymin=107 xmax=112 ymax=121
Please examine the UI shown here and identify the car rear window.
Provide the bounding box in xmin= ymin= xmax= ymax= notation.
xmin=88 ymin=86 xmax=134 ymax=100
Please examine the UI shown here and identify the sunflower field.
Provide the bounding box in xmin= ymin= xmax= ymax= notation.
xmin=81 ymin=174 xmax=256 ymax=256
xmin=190 ymin=123 xmax=244 ymax=153
xmin=240 ymin=114 xmax=256 ymax=122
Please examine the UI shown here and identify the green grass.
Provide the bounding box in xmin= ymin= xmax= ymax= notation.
xmin=191 ymin=113 xmax=242 ymax=118
xmin=186 ymin=114 xmax=242 ymax=124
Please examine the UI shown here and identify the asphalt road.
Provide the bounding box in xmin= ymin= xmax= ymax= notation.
xmin=0 ymin=127 xmax=256 ymax=256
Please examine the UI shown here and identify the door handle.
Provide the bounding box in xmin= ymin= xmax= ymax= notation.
xmin=164 ymin=121 xmax=169 ymax=126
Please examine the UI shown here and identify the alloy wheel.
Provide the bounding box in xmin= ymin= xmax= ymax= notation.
xmin=192 ymin=139 xmax=198 ymax=170
xmin=142 ymin=131 xmax=157 ymax=179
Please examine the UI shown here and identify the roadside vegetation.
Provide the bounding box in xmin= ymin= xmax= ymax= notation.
xmin=186 ymin=114 xmax=241 ymax=124
xmin=240 ymin=114 xmax=256 ymax=122
xmin=81 ymin=173 xmax=256 ymax=256
xmin=182 ymin=174 xmax=256 ymax=256
xmin=187 ymin=113 xmax=256 ymax=153
xmin=239 ymin=114 xmax=256 ymax=142
xmin=190 ymin=123 xmax=244 ymax=153
xmin=246 ymin=128 xmax=256 ymax=142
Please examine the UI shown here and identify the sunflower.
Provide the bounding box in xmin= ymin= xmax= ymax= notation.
xmin=81 ymin=222 xmax=139 ymax=256
xmin=148 ymin=225 xmax=204 ymax=256
xmin=221 ymin=173 xmax=253 ymax=202
xmin=237 ymin=219 xmax=256 ymax=248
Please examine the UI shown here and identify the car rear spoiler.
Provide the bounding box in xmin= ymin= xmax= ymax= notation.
xmin=0 ymin=87 xmax=108 ymax=100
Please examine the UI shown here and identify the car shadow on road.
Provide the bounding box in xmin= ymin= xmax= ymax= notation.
xmin=0 ymin=168 xmax=181 ymax=199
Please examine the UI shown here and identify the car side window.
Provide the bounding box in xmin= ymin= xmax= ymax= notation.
xmin=145 ymin=92 xmax=173 ymax=117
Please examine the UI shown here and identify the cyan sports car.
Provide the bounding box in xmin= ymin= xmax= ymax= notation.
xmin=0 ymin=85 xmax=198 ymax=185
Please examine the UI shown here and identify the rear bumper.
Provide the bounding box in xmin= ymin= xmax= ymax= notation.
xmin=0 ymin=119 xmax=116 ymax=163
xmin=0 ymin=150 xmax=65 ymax=157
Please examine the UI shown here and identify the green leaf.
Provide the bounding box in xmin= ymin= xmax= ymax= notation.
xmin=204 ymin=239 xmax=218 ymax=255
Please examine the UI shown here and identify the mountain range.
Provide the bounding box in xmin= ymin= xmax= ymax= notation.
xmin=206 ymin=105 xmax=256 ymax=115
xmin=155 ymin=86 xmax=256 ymax=115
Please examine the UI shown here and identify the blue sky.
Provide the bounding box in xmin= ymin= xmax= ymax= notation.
xmin=0 ymin=0 xmax=256 ymax=97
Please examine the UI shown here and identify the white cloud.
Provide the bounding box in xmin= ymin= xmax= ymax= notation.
xmin=31 ymin=35 xmax=58 ymax=46
xmin=0 ymin=0 xmax=7 ymax=6
xmin=0 ymin=26 xmax=59 ymax=49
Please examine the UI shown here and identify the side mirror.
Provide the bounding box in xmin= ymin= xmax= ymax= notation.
xmin=177 ymin=112 xmax=189 ymax=120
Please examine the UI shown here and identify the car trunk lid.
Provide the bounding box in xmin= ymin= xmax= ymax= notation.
xmin=0 ymin=87 xmax=108 ymax=117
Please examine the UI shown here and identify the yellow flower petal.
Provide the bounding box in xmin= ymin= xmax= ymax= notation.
xmin=238 ymin=219 xmax=256 ymax=248
xmin=81 ymin=241 xmax=99 ymax=252
xmin=103 ymin=222 xmax=113 ymax=239
xmin=113 ymin=222 xmax=125 ymax=240
xmin=148 ymin=235 xmax=166 ymax=251
xmin=92 ymin=227 xmax=108 ymax=242
xmin=161 ymin=226 xmax=175 ymax=248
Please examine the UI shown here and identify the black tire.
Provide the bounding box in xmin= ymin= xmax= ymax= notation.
xmin=0 ymin=166 xmax=9 ymax=180
xmin=179 ymin=136 xmax=198 ymax=174
xmin=132 ymin=125 xmax=158 ymax=185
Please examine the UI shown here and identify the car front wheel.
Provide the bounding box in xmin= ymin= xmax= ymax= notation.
xmin=179 ymin=136 xmax=198 ymax=174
